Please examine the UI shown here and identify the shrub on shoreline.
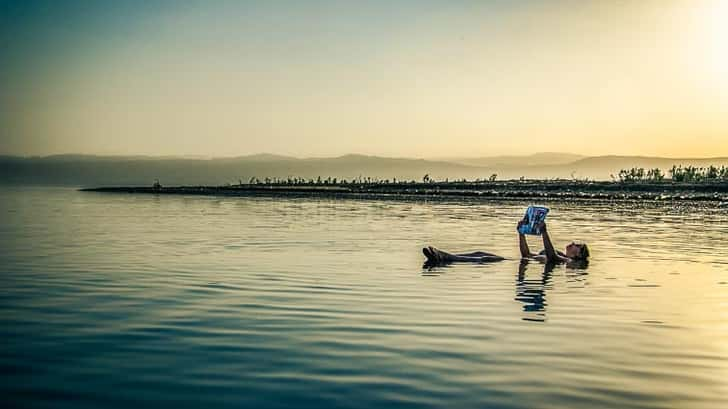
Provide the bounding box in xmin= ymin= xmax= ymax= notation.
xmin=237 ymin=165 xmax=728 ymax=187
xmin=611 ymin=165 xmax=728 ymax=183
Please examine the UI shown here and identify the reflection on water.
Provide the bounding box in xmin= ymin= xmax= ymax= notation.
xmin=426 ymin=260 xmax=590 ymax=323
xmin=515 ymin=261 xmax=590 ymax=322
xmin=425 ymin=260 xmax=586 ymax=323
xmin=1 ymin=187 xmax=728 ymax=409
xmin=516 ymin=261 xmax=554 ymax=321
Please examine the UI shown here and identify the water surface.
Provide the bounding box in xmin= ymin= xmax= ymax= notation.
xmin=2 ymin=187 xmax=727 ymax=408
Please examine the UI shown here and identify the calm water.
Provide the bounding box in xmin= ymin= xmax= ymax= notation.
xmin=2 ymin=187 xmax=727 ymax=409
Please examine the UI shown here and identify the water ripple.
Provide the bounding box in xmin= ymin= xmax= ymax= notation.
xmin=1 ymin=188 xmax=727 ymax=408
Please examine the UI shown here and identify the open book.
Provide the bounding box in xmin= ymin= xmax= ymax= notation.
xmin=518 ymin=206 xmax=549 ymax=235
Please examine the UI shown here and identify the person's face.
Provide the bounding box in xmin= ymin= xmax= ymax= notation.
xmin=565 ymin=242 xmax=583 ymax=258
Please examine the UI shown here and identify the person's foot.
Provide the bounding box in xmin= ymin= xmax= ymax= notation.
xmin=422 ymin=247 xmax=432 ymax=261
xmin=429 ymin=246 xmax=445 ymax=263
xmin=422 ymin=247 xmax=438 ymax=264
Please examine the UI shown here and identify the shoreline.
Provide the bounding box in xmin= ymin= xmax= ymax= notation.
xmin=80 ymin=181 xmax=728 ymax=202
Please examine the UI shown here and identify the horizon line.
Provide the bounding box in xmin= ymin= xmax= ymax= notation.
xmin=4 ymin=152 xmax=728 ymax=161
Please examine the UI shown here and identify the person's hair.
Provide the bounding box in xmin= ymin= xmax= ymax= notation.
xmin=576 ymin=243 xmax=590 ymax=260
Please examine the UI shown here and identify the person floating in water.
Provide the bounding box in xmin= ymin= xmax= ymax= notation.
xmin=423 ymin=219 xmax=589 ymax=265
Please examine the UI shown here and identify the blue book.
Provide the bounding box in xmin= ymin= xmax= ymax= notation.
xmin=518 ymin=206 xmax=549 ymax=235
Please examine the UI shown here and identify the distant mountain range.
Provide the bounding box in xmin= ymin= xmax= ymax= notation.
xmin=1 ymin=153 xmax=727 ymax=186
xmin=440 ymin=152 xmax=587 ymax=168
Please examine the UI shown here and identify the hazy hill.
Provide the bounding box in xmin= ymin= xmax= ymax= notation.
xmin=220 ymin=153 xmax=297 ymax=162
xmin=444 ymin=155 xmax=728 ymax=180
xmin=1 ymin=153 xmax=727 ymax=186
xmin=540 ymin=156 xmax=728 ymax=180
xmin=444 ymin=152 xmax=586 ymax=168
xmin=0 ymin=154 xmax=488 ymax=187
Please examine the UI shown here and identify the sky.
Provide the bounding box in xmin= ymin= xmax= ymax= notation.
xmin=1 ymin=0 xmax=727 ymax=159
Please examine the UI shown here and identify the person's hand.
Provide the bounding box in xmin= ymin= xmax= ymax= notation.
xmin=517 ymin=219 xmax=528 ymax=232
xmin=536 ymin=221 xmax=547 ymax=232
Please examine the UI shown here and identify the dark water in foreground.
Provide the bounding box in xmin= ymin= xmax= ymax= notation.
xmin=1 ymin=187 xmax=727 ymax=409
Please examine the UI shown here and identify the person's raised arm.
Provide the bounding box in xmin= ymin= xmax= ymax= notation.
xmin=517 ymin=220 xmax=533 ymax=258
xmin=539 ymin=222 xmax=562 ymax=262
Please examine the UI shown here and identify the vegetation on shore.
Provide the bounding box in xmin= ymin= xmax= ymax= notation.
xmin=80 ymin=164 xmax=728 ymax=203
xmin=241 ymin=173 xmax=500 ymax=187
xmin=84 ymin=165 xmax=728 ymax=203
xmin=237 ymin=165 xmax=728 ymax=187
xmin=612 ymin=165 xmax=728 ymax=183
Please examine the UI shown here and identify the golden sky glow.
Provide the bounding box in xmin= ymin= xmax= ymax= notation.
xmin=1 ymin=0 xmax=727 ymax=158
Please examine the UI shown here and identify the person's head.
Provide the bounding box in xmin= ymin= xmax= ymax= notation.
xmin=565 ymin=241 xmax=590 ymax=260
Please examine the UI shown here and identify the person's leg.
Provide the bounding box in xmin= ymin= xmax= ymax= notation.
xmin=431 ymin=247 xmax=503 ymax=263
xmin=429 ymin=246 xmax=453 ymax=263
xmin=456 ymin=251 xmax=500 ymax=258
xmin=478 ymin=255 xmax=505 ymax=262
xmin=449 ymin=255 xmax=504 ymax=262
